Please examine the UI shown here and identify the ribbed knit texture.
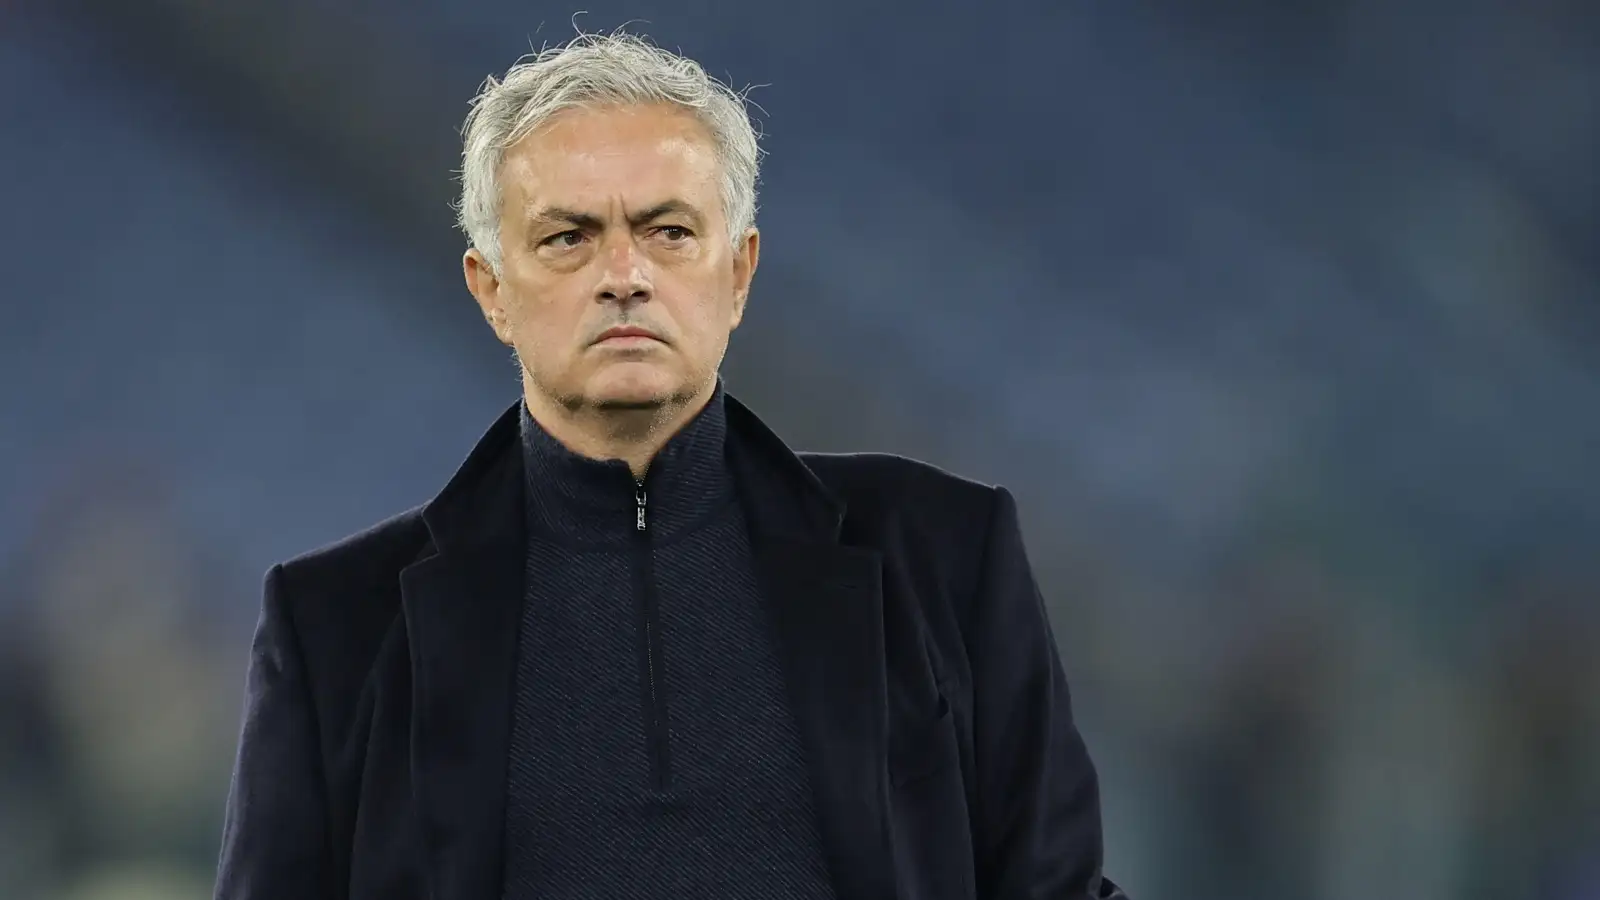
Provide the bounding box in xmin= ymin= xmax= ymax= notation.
xmin=502 ymin=384 xmax=838 ymax=900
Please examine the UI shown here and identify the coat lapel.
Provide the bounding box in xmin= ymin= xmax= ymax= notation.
xmin=726 ymin=396 xmax=899 ymax=900
xmin=400 ymin=401 xmax=526 ymax=900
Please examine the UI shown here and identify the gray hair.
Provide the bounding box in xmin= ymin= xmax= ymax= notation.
xmin=456 ymin=31 xmax=762 ymax=274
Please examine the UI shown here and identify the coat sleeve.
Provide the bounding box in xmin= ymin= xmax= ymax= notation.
xmin=967 ymin=487 xmax=1127 ymax=899
xmin=214 ymin=564 xmax=337 ymax=900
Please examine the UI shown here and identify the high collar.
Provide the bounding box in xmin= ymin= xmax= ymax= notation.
xmin=517 ymin=381 xmax=733 ymax=543
xmin=414 ymin=384 xmax=846 ymax=557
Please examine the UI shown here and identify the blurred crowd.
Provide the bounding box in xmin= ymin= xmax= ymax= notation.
xmin=1 ymin=467 xmax=238 ymax=900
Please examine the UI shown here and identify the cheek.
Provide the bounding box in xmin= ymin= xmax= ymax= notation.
xmin=683 ymin=290 xmax=732 ymax=337
xmin=692 ymin=264 xmax=740 ymax=317
xmin=504 ymin=279 xmax=584 ymax=349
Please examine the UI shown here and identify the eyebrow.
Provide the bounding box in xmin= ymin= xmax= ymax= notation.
xmin=527 ymin=199 xmax=705 ymax=232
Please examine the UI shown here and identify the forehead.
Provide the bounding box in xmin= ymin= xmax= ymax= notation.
xmin=501 ymin=104 xmax=722 ymax=211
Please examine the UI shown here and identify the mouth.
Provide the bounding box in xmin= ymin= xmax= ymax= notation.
xmin=594 ymin=327 xmax=664 ymax=345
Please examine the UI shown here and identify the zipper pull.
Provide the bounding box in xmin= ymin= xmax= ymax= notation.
xmin=635 ymin=481 xmax=647 ymax=532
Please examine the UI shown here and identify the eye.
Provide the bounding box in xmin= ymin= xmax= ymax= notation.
xmin=656 ymin=225 xmax=693 ymax=242
xmin=541 ymin=230 xmax=585 ymax=249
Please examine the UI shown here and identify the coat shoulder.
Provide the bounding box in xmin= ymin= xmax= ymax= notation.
xmin=797 ymin=450 xmax=999 ymax=522
xmin=275 ymin=504 xmax=430 ymax=596
xmin=797 ymin=452 xmax=1008 ymax=692
xmin=798 ymin=451 xmax=1004 ymax=604
xmin=268 ymin=504 xmax=431 ymax=664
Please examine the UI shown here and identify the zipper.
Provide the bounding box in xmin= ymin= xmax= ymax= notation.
xmin=632 ymin=478 xmax=671 ymax=789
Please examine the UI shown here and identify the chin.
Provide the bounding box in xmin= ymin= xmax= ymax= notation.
xmin=585 ymin=363 xmax=682 ymax=409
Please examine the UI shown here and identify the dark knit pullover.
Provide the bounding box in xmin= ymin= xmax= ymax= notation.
xmin=501 ymin=384 xmax=838 ymax=900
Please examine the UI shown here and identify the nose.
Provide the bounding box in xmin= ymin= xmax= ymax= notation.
xmin=594 ymin=239 xmax=652 ymax=305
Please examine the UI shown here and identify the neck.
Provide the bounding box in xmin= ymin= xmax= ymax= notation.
xmin=521 ymin=375 xmax=718 ymax=479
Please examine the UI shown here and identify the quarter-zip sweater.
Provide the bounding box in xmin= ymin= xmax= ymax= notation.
xmin=502 ymin=386 xmax=838 ymax=900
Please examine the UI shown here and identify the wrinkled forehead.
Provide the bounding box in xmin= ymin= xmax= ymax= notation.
xmin=500 ymin=105 xmax=724 ymax=219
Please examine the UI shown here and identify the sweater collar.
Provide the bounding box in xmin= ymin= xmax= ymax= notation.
xmin=518 ymin=379 xmax=732 ymax=542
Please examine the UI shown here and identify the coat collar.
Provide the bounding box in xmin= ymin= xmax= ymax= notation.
xmin=416 ymin=390 xmax=845 ymax=546
xmin=400 ymin=389 xmax=896 ymax=900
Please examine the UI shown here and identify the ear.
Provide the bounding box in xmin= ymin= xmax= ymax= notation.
xmin=729 ymin=228 xmax=759 ymax=331
xmin=464 ymin=248 xmax=513 ymax=345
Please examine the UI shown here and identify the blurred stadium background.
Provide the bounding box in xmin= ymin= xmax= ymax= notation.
xmin=1 ymin=1 xmax=1596 ymax=898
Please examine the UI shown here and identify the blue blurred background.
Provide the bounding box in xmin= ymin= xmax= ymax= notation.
xmin=2 ymin=0 xmax=1597 ymax=898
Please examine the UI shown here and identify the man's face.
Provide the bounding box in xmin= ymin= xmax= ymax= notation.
xmin=465 ymin=103 xmax=758 ymax=415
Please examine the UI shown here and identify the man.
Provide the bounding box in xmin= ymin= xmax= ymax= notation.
xmin=215 ymin=31 xmax=1126 ymax=900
